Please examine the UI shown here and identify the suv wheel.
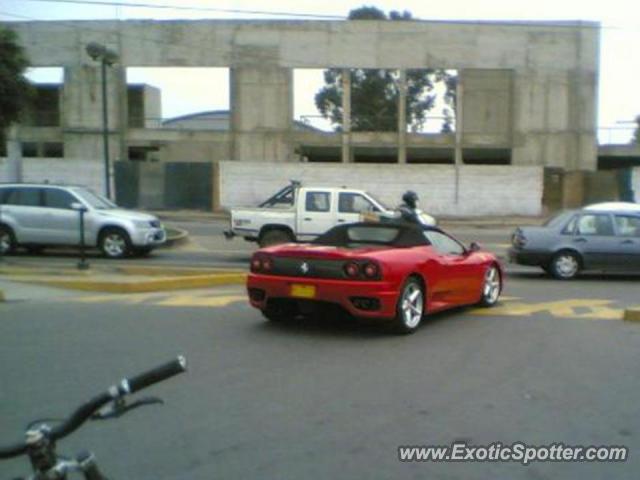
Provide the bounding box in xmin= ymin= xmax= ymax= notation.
xmin=0 ymin=225 xmax=16 ymax=255
xmin=99 ymin=228 xmax=132 ymax=259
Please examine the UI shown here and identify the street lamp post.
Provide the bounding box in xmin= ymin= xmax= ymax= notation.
xmin=86 ymin=42 xmax=118 ymax=200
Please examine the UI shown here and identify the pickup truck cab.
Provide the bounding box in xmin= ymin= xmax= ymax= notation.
xmin=225 ymin=183 xmax=391 ymax=247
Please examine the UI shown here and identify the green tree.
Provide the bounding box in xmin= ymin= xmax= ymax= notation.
xmin=0 ymin=27 xmax=31 ymax=145
xmin=314 ymin=6 xmax=456 ymax=133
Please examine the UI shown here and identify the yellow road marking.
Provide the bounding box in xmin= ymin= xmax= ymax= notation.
xmin=72 ymin=291 xmax=624 ymax=321
xmin=75 ymin=292 xmax=165 ymax=304
xmin=155 ymin=294 xmax=246 ymax=307
xmin=470 ymin=299 xmax=623 ymax=320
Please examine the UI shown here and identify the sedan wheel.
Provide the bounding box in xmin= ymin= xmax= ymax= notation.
xmin=478 ymin=266 xmax=501 ymax=307
xmin=394 ymin=278 xmax=424 ymax=334
xmin=550 ymin=251 xmax=580 ymax=280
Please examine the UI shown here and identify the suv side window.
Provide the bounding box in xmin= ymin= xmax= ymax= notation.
xmin=43 ymin=188 xmax=76 ymax=210
xmin=0 ymin=188 xmax=12 ymax=205
xmin=5 ymin=187 xmax=41 ymax=207
xmin=576 ymin=214 xmax=615 ymax=236
xmin=614 ymin=215 xmax=640 ymax=237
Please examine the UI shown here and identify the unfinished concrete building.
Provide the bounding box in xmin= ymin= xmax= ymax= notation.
xmin=0 ymin=19 xmax=601 ymax=214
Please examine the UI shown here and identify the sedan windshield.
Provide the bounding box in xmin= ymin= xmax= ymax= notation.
xmin=73 ymin=188 xmax=117 ymax=210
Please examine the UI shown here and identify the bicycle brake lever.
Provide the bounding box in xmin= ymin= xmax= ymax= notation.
xmin=91 ymin=396 xmax=164 ymax=420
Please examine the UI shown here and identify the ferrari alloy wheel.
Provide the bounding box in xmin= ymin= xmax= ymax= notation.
xmin=394 ymin=278 xmax=424 ymax=334
xmin=549 ymin=251 xmax=580 ymax=280
xmin=478 ymin=266 xmax=501 ymax=307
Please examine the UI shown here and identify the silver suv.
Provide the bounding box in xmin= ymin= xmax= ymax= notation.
xmin=0 ymin=184 xmax=166 ymax=258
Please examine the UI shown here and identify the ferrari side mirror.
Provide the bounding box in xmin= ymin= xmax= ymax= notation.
xmin=469 ymin=241 xmax=482 ymax=253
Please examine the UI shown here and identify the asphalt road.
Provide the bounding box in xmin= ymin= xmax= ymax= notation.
xmin=2 ymin=273 xmax=640 ymax=479
xmin=0 ymin=219 xmax=518 ymax=270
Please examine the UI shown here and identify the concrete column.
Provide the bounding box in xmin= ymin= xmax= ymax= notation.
xmin=454 ymin=76 xmax=464 ymax=203
xmin=62 ymin=64 xmax=124 ymax=163
xmin=6 ymin=125 xmax=22 ymax=182
xmin=397 ymin=70 xmax=407 ymax=164
xmin=230 ymin=66 xmax=292 ymax=162
xmin=341 ymin=69 xmax=351 ymax=163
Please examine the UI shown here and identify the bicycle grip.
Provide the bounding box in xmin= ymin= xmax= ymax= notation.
xmin=126 ymin=356 xmax=187 ymax=394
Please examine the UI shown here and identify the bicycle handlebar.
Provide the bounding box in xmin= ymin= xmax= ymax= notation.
xmin=0 ymin=356 xmax=187 ymax=460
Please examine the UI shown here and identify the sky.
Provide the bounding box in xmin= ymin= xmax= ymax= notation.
xmin=2 ymin=0 xmax=640 ymax=142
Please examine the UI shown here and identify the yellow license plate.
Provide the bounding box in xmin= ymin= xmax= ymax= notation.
xmin=290 ymin=284 xmax=316 ymax=299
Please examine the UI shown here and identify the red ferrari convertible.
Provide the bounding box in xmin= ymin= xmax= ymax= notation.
xmin=247 ymin=222 xmax=503 ymax=333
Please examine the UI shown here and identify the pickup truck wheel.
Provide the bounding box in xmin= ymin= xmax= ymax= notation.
xmin=0 ymin=225 xmax=16 ymax=255
xmin=259 ymin=230 xmax=292 ymax=248
xmin=99 ymin=228 xmax=132 ymax=259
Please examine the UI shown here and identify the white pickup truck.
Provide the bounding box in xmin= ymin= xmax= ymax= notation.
xmin=224 ymin=182 xmax=394 ymax=247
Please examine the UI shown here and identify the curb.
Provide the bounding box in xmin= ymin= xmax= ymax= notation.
xmin=25 ymin=272 xmax=248 ymax=294
xmin=162 ymin=227 xmax=189 ymax=247
xmin=623 ymin=308 xmax=640 ymax=323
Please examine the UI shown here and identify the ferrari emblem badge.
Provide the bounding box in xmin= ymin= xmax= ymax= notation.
xmin=300 ymin=262 xmax=309 ymax=274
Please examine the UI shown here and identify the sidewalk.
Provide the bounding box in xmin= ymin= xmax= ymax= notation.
xmin=0 ymin=262 xmax=246 ymax=299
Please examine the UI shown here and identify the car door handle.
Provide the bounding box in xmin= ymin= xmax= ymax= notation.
xmin=572 ymin=237 xmax=587 ymax=243
xmin=338 ymin=219 xmax=346 ymax=223
xmin=621 ymin=239 xmax=634 ymax=245
xmin=304 ymin=218 xmax=312 ymax=221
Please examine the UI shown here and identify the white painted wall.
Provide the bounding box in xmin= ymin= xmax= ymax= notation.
xmin=218 ymin=162 xmax=543 ymax=216
xmin=0 ymin=158 xmax=106 ymax=196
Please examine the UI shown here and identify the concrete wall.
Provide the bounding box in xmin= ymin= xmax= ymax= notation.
xmin=0 ymin=158 xmax=105 ymax=195
xmin=217 ymin=162 xmax=543 ymax=216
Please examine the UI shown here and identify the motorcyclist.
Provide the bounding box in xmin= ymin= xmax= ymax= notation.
xmin=397 ymin=190 xmax=436 ymax=226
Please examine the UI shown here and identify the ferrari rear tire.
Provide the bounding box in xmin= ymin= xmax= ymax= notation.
xmin=393 ymin=278 xmax=424 ymax=334
xmin=478 ymin=265 xmax=501 ymax=307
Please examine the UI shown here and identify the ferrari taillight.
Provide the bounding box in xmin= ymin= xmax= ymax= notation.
xmin=362 ymin=262 xmax=380 ymax=279
xmin=262 ymin=256 xmax=273 ymax=271
xmin=343 ymin=261 xmax=381 ymax=280
xmin=251 ymin=254 xmax=273 ymax=273
xmin=344 ymin=262 xmax=360 ymax=278
xmin=251 ymin=257 xmax=262 ymax=271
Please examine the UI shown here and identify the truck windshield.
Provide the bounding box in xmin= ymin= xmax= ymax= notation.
xmin=73 ymin=188 xmax=117 ymax=210
xmin=365 ymin=192 xmax=390 ymax=211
